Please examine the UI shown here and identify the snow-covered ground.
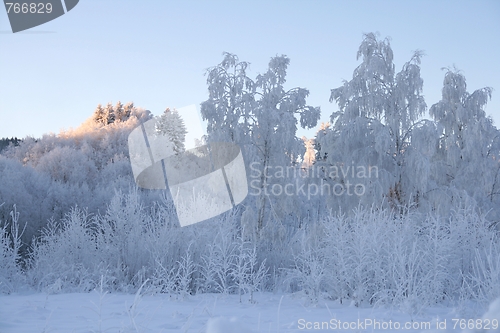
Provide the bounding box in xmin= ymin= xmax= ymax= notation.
xmin=1 ymin=292 xmax=498 ymax=333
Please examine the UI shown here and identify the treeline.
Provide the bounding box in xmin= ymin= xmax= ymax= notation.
xmin=0 ymin=137 xmax=21 ymax=153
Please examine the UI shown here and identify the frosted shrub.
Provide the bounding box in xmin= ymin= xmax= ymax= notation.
xmin=319 ymin=213 xmax=352 ymax=303
xmin=286 ymin=242 xmax=327 ymax=305
xmin=447 ymin=203 xmax=494 ymax=292
xmin=197 ymin=217 xmax=269 ymax=301
xmin=146 ymin=199 xmax=180 ymax=294
xmin=28 ymin=190 xmax=153 ymax=292
xmin=0 ymin=205 xmax=25 ymax=294
xmin=385 ymin=232 xmax=427 ymax=313
xmin=177 ymin=245 xmax=197 ymax=297
xmin=320 ymin=208 xmax=395 ymax=306
xmin=243 ymin=245 xmax=268 ymax=303
xmin=411 ymin=215 xmax=452 ymax=306
xmin=200 ymin=220 xmax=237 ymax=295
xmin=148 ymin=200 xmax=229 ymax=296
xmin=256 ymin=216 xmax=296 ymax=291
xmin=151 ymin=243 xmax=197 ymax=298
xmin=150 ymin=257 xmax=178 ymax=294
xmin=465 ymin=238 xmax=500 ymax=307
xmin=232 ymin=236 xmax=268 ymax=303
xmin=28 ymin=208 xmax=99 ymax=291
xmin=95 ymin=189 xmax=151 ymax=289
xmin=313 ymin=205 xmax=498 ymax=312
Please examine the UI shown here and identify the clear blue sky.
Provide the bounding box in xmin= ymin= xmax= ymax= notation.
xmin=1 ymin=0 xmax=499 ymax=139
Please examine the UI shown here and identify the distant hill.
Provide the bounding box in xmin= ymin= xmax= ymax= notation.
xmin=0 ymin=102 xmax=155 ymax=249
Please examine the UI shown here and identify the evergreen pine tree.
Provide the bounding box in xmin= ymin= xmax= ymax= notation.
xmin=155 ymin=108 xmax=188 ymax=154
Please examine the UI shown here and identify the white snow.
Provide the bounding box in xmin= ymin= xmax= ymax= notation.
xmin=1 ymin=292 xmax=495 ymax=333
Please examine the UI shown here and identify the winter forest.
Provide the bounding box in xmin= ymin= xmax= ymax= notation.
xmin=1 ymin=33 xmax=500 ymax=329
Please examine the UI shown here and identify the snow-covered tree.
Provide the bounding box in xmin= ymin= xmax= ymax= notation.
xmin=253 ymin=55 xmax=320 ymax=165
xmin=92 ymin=104 xmax=105 ymax=124
xmin=430 ymin=69 xmax=500 ymax=217
xmin=155 ymin=108 xmax=187 ymax=154
xmin=104 ymin=102 xmax=115 ymax=125
xmin=317 ymin=33 xmax=427 ymax=211
xmin=313 ymin=122 xmax=330 ymax=162
xmin=201 ymin=53 xmax=320 ymax=232
xmin=201 ymin=53 xmax=255 ymax=145
xmin=113 ymin=101 xmax=124 ymax=122
xmin=302 ymin=137 xmax=315 ymax=168
xmin=251 ymin=55 xmax=321 ymax=230
xmin=121 ymin=102 xmax=134 ymax=122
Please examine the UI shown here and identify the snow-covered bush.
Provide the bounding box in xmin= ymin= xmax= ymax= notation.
xmin=95 ymin=189 xmax=152 ymax=289
xmin=200 ymin=220 xmax=237 ymax=295
xmin=313 ymin=204 xmax=498 ymax=313
xmin=150 ymin=242 xmax=197 ymax=298
xmin=464 ymin=238 xmax=500 ymax=307
xmin=0 ymin=205 xmax=25 ymax=294
xmin=232 ymin=235 xmax=268 ymax=303
xmin=28 ymin=208 xmax=99 ymax=292
xmin=285 ymin=237 xmax=327 ymax=305
xmin=28 ymin=190 xmax=152 ymax=292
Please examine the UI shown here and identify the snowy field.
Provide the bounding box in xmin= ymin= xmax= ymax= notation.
xmin=1 ymin=292 xmax=499 ymax=333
